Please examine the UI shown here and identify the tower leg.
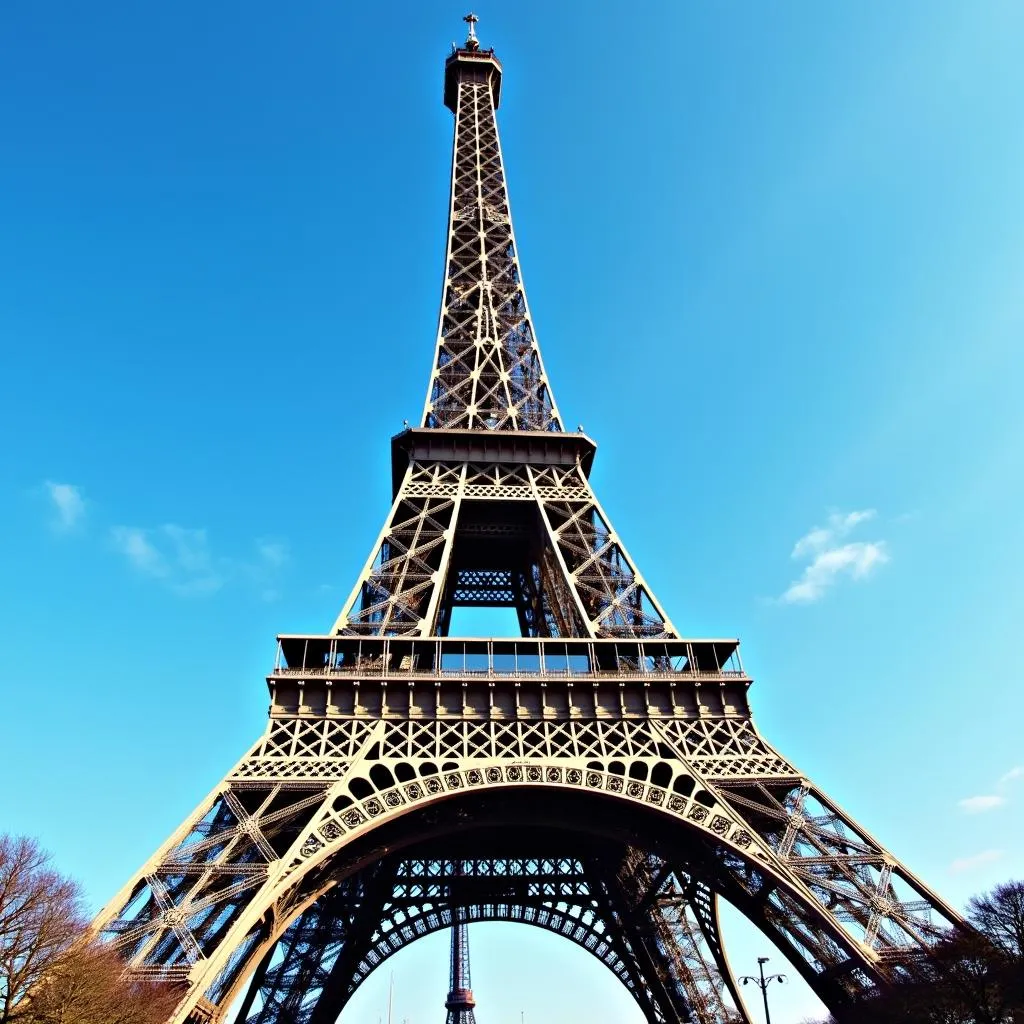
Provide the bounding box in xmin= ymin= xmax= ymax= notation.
xmin=593 ymin=850 xmax=749 ymax=1024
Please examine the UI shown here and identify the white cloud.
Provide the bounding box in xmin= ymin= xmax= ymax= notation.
xmin=781 ymin=510 xmax=888 ymax=604
xmin=957 ymin=794 xmax=1007 ymax=814
xmin=111 ymin=526 xmax=167 ymax=577
xmin=111 ymin=525 xmax=287 ymax=597
xmin=784 ymin=541 xmax=889 ymax=603
xmin=949 ymin=849 xmax=1004 ymax=875
xmin=256 ymin=540 xmax=289 ymax=567
xmin=954 ymin=766 xmax=1024 ymax=816
xmin=45 ymin=481 xmax=85 ymax=530
xmin=791 ymin=510 xmax=876 ymax=559
xmin=111 ymin=524 xmax=224 ymax=594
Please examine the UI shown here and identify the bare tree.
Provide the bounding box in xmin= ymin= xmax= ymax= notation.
xmin=0 ymin=836 xmax=84 ymax=1023
xmin=0 ymin=835 xmax=179 ymax=1024
xmin=967 ymin=880 xmax=1024 ymax=959
xmin=25 ymin=942 xmax=180 ymax=1024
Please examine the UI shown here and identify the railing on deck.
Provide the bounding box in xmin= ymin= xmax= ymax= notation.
xmin=271 ymin=636 xmax=747 ymax=683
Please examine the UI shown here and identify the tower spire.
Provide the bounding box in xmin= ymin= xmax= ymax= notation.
xmin=444 ymin=918 xmax=477 ymax=1024
xmin=463 ymin=12 xmax=480 ymax=51
xmin=429 ymin=23 xmax=561 ymax=432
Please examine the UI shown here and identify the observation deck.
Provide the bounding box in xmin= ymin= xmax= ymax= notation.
xmin=444 ymin=45 xmax=502 ymax=111
xmin=390 ymin=427 xmax=597 ymax=495
xmin=268 ymin=635 xmax=752 ymax=721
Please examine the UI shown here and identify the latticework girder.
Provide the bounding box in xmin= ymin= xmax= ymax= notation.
xmin=334 ymin=459 xmax=674 ymax=639
xmin=604 ymin=850 xmax=748 ymax=1023
xmin=199 ymin=852 xmax=744 ymax=1024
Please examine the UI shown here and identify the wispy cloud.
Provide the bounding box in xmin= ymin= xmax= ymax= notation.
xmin=791 ymin=510 xmax=875 ymax=559
xmin=957 ymin=795 xmax=1006 ymax=814
xmin=956 ymin=764 xmax=1024 ymax=816
xmin=111 ymin=525 xmax=288 ymax=597
xmin=255 ymin=540 xmax=289 ymax=568
xmin=949 ymin=849 xmax=1004 ymax=875
xmin=249 ymin=540 xmax=289 ymax=602
xmin=110 ymin=526 xmax=165 ymax=575
xmin=781 ymin=510 xmax=889 ymax=604
xmin=45 ymin=481 xmax=86 ymax=531
xmin=111 ymin=524 xmax=223 ymax=594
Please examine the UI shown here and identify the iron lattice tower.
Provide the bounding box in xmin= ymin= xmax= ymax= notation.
xmin=445 ymin=915 xmax=477 ymax=1024
xmin=94 ymin=16 xmax=964 ymax=1024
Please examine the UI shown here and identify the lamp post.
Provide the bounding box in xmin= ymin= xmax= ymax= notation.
xmin=739 ymin=956 xmax=786 ymax=1024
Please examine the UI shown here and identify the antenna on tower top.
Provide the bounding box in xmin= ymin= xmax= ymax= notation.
xmin=463 ymin=12 xmax=480 ymax=50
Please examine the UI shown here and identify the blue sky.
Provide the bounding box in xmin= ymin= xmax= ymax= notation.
xmin=3 ymin=2 xmax=1024 ymax=1021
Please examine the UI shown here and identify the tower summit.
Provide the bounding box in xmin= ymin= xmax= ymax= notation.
xmin=94 ymin=15 xmax=965 ymax=1024
xmin=444 ymin=13 xmax=500 ymax=111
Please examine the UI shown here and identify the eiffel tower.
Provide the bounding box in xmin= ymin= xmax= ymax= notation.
xmin=444 ymin=918 xmax=477 ymax=1024
xmin=95 ymin=15 xmax=964 ymax=1024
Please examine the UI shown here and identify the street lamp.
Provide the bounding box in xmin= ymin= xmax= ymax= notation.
xmin=739 ymin=956 xmax=786 ymax=1024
